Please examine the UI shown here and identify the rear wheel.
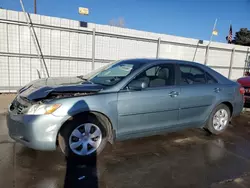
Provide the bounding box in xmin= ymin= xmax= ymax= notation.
xmin=205 ymin=104 xmax=230 ymax=135
xmin=58 ymin=114 xmax=108 ymax=160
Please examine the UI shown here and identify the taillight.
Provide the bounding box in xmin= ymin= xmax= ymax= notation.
xmin=239 ymin=87 xmax=245 ymax=95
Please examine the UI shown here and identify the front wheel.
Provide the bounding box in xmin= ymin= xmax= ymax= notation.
xmin=58 ymin=115 xmax=108 ymax=160
xmin=205 ymin=104 xmax=231 ymax=135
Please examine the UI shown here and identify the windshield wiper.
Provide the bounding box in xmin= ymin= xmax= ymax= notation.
xmin=76 ymin=75 xmax=94 ymax=84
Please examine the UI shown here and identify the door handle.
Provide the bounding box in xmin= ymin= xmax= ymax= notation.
xmin=169 ymin=91 xmax=179 ymax=98
xmin=214 ymin=88 xmax=221 ymax=93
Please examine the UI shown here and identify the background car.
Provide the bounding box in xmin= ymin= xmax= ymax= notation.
xmin=237 ymin=76 xmax=250 ymax=104
xmin=7 ymin=59 xmax=244 ymax=159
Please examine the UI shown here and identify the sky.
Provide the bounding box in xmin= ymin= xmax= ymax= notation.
xmin=1 ymin=0 xmax=250 ymax=43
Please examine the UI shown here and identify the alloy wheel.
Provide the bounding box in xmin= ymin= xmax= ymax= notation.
xmin=212 ymin=109 xmax=229 ymax=131
xmin=69 ymin=123 xmax=102 ymax=156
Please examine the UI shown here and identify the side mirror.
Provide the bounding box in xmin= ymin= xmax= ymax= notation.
xmin=128 ymin=80 xmax=147 ymax=90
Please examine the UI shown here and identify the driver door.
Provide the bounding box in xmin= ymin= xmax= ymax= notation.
xmin=117 ymin=63 xmax=180 ymax=139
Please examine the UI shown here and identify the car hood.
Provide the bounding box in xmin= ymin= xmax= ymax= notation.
xmin=237 ymin=76 xmax=250 ymax=87
xmin=18 ymin=77 xmax=104 ymax=101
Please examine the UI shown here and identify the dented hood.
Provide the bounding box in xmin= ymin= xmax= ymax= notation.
xmin=18 ymin=77 xmax=104 ymax=101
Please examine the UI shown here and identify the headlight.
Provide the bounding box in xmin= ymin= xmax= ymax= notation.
xmin=27 ymin=104 xmax=61 ymax=115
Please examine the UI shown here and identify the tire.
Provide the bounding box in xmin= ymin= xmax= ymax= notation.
xmin=205 ymin=104 xmax=231 ymax=135
xmin=58 ymin=114 xmax=108 ymax=160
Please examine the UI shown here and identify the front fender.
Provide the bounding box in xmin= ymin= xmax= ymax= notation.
xmin=51 ymin=94 xmax=118 ymax=132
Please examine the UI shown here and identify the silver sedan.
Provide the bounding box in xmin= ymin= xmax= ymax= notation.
xmin=7 ymin=59 xmax=244 ymax=159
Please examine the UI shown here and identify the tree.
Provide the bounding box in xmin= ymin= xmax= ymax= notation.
xmin=108 ymin=17 xmax=125 ymax=28
xmin=234 ymin=28 xmax=250 ymax=46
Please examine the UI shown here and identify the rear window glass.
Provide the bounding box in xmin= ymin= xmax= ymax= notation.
xmin=180 ymin=65 xmax=206 ymax=85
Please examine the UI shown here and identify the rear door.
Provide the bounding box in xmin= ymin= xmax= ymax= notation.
xmin=177 ymin=64 xmax=220 ymax=127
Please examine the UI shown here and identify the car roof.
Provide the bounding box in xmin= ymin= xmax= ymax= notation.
xmin=120 ymin=58 xmax=200 ymax=66
xmin=120 ymin=58 xmax=233 ymax=84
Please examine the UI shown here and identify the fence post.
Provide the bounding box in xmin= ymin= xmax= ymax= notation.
xmin=156 ymin=37 xmax=161 ymax=59
xmin=243 ymin=48 xmax=250 ymax=76
xmin=18 ymin=13 xmax=21 ymax=86
xmin=92 ymin=28 xmax=96 ymax=70
xmin=204 ymin=45 xmax=209 ymax=65
xmin=228 ymin=48 xmax=235 ymax=79
xmin=6 ymin=23 xmax=10 ymax=92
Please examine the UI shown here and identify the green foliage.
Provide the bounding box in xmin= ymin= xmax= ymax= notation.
xmin=234 ymin=28 xmax=250 ymax=46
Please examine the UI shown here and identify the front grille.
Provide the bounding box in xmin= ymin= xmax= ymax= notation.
xmin=10 ymin=96 xmax=29 ymax=114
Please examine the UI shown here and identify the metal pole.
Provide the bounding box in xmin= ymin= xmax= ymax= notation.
xmin=228 ymin=48 xmax=235 ymax=79
xmin=34 ymin=0 xmax=37 ymax=14
xmin=18 ymin=13 xmax=21 ymax=86
xmin=6 ymin=23 xmax=10 ymax=92
xmin=92 ymin=28 xmax=96 ymax=70
xmin=204 ymin=19 xmax=217 ymax=65
xmin=193 ymin=40 xmax=200 ymax=61
xmin=156 ymin=37 xmax=161 ymax=59
xmin=244 ymin=48 xmax=250 ymax=76
xmin=20 ymin=0 xmax=49 ymax=77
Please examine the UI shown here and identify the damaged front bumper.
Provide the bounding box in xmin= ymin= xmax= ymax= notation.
xmin=7 ymin=103 xmax=65 ymax=151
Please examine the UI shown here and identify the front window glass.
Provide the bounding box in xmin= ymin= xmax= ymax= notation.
xmin=132 ymin=64 xmax=175 ymax=88
xmin=83 ymin=61 xmax=145 ymax=86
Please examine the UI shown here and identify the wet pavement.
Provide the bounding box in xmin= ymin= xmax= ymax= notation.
xmin=1 ymin=113 xmax=250 ymax=187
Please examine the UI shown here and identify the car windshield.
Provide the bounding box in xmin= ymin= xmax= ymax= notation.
xmin=81 ymin=60 xmax=145 ymax=86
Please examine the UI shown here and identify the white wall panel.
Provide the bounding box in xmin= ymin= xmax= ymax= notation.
xmin=70 ymin=20 xmax=79 ymax=29
xmin=230 ymin=69 xmax=244 ymax=80
xmin=60 ymin=31 xmax=69 ymax=57
xmin=20 ymin=58 xmax=31 ymax=86
xmin=70 ymin=33 xmax=78 ymax=57
xmin=50 ymin=60 xmax=61 ymax=77
xmin=95 ymin=36 xmax=102 ymax=59
xmin=40 ymin=28 xmax=51 ymax=55
xmin=30 ymin=58 xmax=41 ymax=81
xmin=69 ymin=61 xmax=78 ymax=76
xmin=7 ymin=10 xmax=18 ymax=21
xmin=51 ymin=30 xmax=61 ymax=56
xmin=30 ymin=14 xmax=41 ymax=24
xmin=78 ymin=34 xmax=87 ymax=58
xmin=233 ymin=52 xmax=248 ymax=68
xmin=160 ymin=44 xmax=182 ymax=59
xmin=60 ymin=19 xmax=70 ymax=28
xmin=212 ymin=68 xmax=229 ymax=78
xmin=51 ymin=17 xmax=61 ymax=27
xmin=7 ymin=25 xmax=19 ymax=53
xmin=9 ymin=57 xmax=20 ymax=86
xmin=0 ymin=57 xmax=9 ymax=86
xmin=20 ymin=26 xmax=30 ymax=54
xmin=77 ymin=61 xmax=92 ymax=75
xmin=86 ymin=35 xmax=92 ymax=58
xmin=109 ymin=37 xmax=118 ymax=60
xmin=193 ymin=47 xmax=206 ymax=64
xmin=207 ymin=50 xmax=232 ymax=67
xmin=0 ymin=9 xmax=7 ymax=19
xmin=60 ymin=60 xmax=70 ymax=77
xmin=179 ymin=46 xmax=196 ymax=61
xmin=0 ymin=23 xmax=8 ymax=52
xmin=40 ymin=15 xmax=51 ymax=25
xmin=94 ymin=62 xmax=108 ymax=69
